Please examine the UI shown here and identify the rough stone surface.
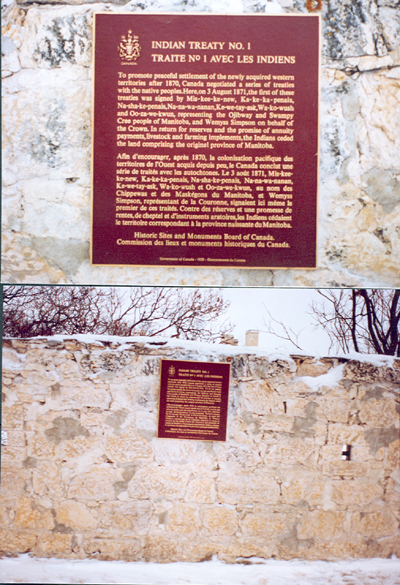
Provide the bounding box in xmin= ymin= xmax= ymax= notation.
xmin=1 ymin=337 xmax=399 ymax=562
xmin=2 ymin=0 xmax=400 ymax=286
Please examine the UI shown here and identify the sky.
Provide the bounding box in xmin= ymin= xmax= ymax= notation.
xmin=110 ymin=286 xmax=332 ymax=355
xmin=223 ymin=287 xmax=332 ymax=355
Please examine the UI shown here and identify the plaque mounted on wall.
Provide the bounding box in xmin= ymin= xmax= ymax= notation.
xmin=92 ymin=13 xmax=320 ymax=269
xmin=158 ymin=359 xmax=231 ymax=442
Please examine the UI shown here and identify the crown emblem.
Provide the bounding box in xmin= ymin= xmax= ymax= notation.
xmin=118 ymin=30 xmax=141 ymax=62
xmin=168 ymin=365 xmax=176 ymax=377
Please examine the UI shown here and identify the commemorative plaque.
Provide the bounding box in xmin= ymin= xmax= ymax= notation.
xmin=92 ymin=14 xmax=320 ymax=268
xmin=158 ymin=359 xmax=230 ymax=441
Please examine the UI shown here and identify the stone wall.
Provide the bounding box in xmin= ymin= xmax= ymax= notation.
xmin=2 ymin=0 xmax=400 ymax=287
xmin=1 ymin=336 xmax=399 ymax=562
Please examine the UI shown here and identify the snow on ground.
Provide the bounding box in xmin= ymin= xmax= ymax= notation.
xmin=1 ymin=555 xmax=400 ymax=585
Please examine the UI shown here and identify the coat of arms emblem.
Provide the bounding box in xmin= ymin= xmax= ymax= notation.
xmin=118 ymin=30 xmax=141 ymax=62
xmin=168 ymin=365 xmax=176 ymax=377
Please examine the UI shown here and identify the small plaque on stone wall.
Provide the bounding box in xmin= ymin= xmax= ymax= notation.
xmin=158 ymin=359 xmax=230 ymax=441
xmin=92 ymin=13 xmax=320 ymax=269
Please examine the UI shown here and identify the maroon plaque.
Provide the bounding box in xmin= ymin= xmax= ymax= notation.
xmin=158 ymin=359 xmax=230 ymax=441
xmin=92 ymin=14 xmax=320 ymax=268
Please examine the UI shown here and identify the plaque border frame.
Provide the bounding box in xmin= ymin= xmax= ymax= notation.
xmin=90 ymin=12 xmax=321 ymax=270
xmin=157 ymin=358 xmax=231 ymax=442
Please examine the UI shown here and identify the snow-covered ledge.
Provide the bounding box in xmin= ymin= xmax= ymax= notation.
xmin=1 ymin=335 xmax=399 ymax=562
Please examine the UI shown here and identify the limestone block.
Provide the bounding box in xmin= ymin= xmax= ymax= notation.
xmin=130 ymin=377 xmax=160 ymax=407
xmin=315 ymin=396 xmax=351 ymax=423
xmin=56 ymin=500 xmax=97 ymax=530
xmin=179 ymin=539 xmax=216 ymax=562
xmin=26 ymin=432 xmax=58 ymax=460
xmin=285 ymin=398 xmax=312 ymax=417
xmin=3 ymin=70 xmax=90 ymax=185
xmin=217 ymin=471 xmax=280 ymax=505
xmin=38 ymin=510 xmax=55 ymax=530
xmin=167 ymin=504 xmax=201 ymax=534
xmin=368 ymin=534 xmax=400 ymax=559
xmin=185 ymin=477 xmax=216 ymax=503
xmin=1 ymin=4 xmax=25 ymax=51
xmin=281 ymin=474 xmax=324 ymax=506
xmin=0 ymin=497 xmax=16 ymax=527
xmin=20 ymin=360 xmax=54 ymax=379
xmin=80 ymin=411 xmax=108 ymax=427
xmin=357 ymin=70 xmax=400 ymax=171
xmin=322 ymin=444 xmax=370 ymax=463
xmin=302 ymin=539 xmax=369 ymax=560
xmin=260 ymin=414 xmax=295 ymax=433
xmin=79 ymin=350 xmax=132 ymax=375
xmin=359 ymin=399 xmax=399 ymax=428
xmin=378 ymin=364 xmax=400 ymax=385
xmin=0 ymin=529 xmax=37 ymax=554
xmin=242 ymin=380 xmax=281 ymax=414
xmin=60 ymin=383 xmax=111 ymax=409
xmin=2 ymin=347 xmax=27 ymax=373
xmin=322 ymin=0 xmax=396 ymax=59
xmin=364 ymin=426 xmax=400 ymax=456
xmin=351 ymin=508 xmax=399 ymax=537
xmin=14 ymin=497 xmax=41 ymax=528
xmin=63 ymin=340 xmax=84 ymax=352
xmin=104 ymin=431 xmax=153 ymax=463
xmin=384 ymin=478 xmax=400 ymax=507
xmin=276 ymin=438 xmax=317 ymax=466
xmin=142 ymin=535 xmax=182 ymax=562
xmin=329 ymin=480 xmax=382 ymax=508
xmin=1 ymin=404 xmax=25 ymax=429
xmin=9 ymin=339 xmax=30 ymax=351
xmin=328 ymin=423 xmax=369 ymax=446
xmin=231 ymin=355 xmax=294 ymax=383
xmin=32 ymin=462 xmax=64 ymax=498
xmin=22 ymin=348 xmax=55 ymax=368
xmin=44 ymin=416 xmax=90 ymax=446
xmin=53 ymin=354 xmax=82 ymax=376
xmin=216 ymin=441 xmax=263 ymax=469
xmin=99 ymin=501 xmax=152 ymax=532
xmin=15 ymin=5 xmax=91 ymax=69
xmin=215 ymin=538 xmax=274 ymax=563
xmin=202 ymin=506 xmax=238 ymax=536
xmin=278 ymin=380 xmax=318 ymax=397
xmin=290 ymin=402 xmax=320 ymax=439
xmin=323 ymin=460 xmax=370 ymax=478
xmin=2 ymin=375 xmax=14 ymax=387
xmin=67 ymin=467 xmax=120 ymax=503
xmin=59 ymin=435 xmax=103 ymax=463
xmin=151 ymin=439 xmax=199 ymax=466
xmin=295 ymin=359 xmax=333 ymax=378
xmin=83 ymin=537 xmax=141 ymax=561
xmin=298 ymin=509 xmax=346 ymax=539
xmin=0 ymin=465 xmax=27 ymax=496
xmin=385 ymin=439 xmax=400 ymax=469
xmin=343 ymin=361 xmax=380 ymax=382
xmin=38 ymin=533 xmax=72 ymax=556
xmin=1 ymin=443 xmax=27 ymax=463
xmin=128 ymin=466 xmax=191 ymax=501
xmin=241 ymin=511 xmax=291 ymax=538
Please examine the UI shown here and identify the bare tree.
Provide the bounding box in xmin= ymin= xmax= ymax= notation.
xmin=310 ymin=289 xmax=400 ymax=356
xmin=262 ymin=306 xmax=303 ymax=351
xmin=2 ymin=286 xmax=233 ymax=343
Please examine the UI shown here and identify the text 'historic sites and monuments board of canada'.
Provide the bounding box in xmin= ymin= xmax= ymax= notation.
xmin=91 ymin=14 xmax=320 ymax=269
